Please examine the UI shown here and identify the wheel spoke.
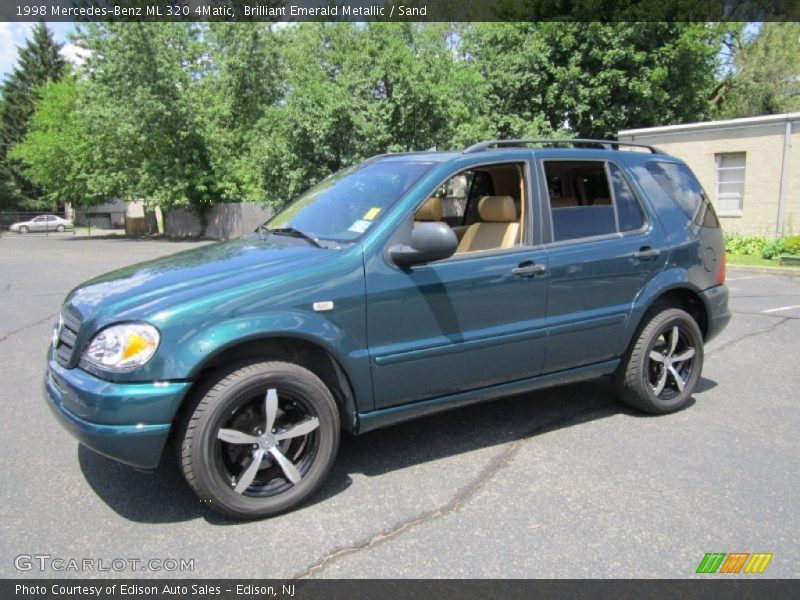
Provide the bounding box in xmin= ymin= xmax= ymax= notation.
xmin=668 ymin=326 xmax=679 ymax=354
xmin=653 ymin=367 xmax=668 ymax=395
xmin=672 ymin=347 xmax=695 ymax=363
xmin=649 ymin=350 xmax=665 ymax=363
xmin=234 ymin=448 xmax=265 ymax=493
xmin=217 ymin=428 xmax=260 ymax=445
xmin=275 ymin=417 xmax=320 ymax=441
xmin=269 ymin=447 xmax=302 ymax=484
xmin=668 ymin=366 xmax=686 ymax=392
xmin=264 ymin=388 xmax=278 ymax=433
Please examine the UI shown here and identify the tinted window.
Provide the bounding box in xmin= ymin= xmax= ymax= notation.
xmin=608 ymin=163 xmax=645 ymax=232
xmin=544 ymin=161 xmax=616 ymax=241
xmin=645 ymin=161 xmax=719 ymax=228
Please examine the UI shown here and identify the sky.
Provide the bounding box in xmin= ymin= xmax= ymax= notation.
xmin=0 ymin=22 xmax=78 ymax=81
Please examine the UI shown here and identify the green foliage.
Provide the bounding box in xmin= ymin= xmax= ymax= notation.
xmin=724 ymin=233 xmax=767 ymax=256
xmin=783 ymin=236 xmax=800 ymax=256
xmin=761 ymin=238 xmax=786 ymax=260
xmin=73 ymin=23 xmax=214 ymax=209
xmin=0 ymin=22 xmax=66 ymax=209
xmin=464 ymin=22 xmax=722 ymax=138
xmin=250 ymin=23 xmax=494 ymax=204
xmin=0 ymin=162 xmax=25 ymax=210
xmin=715 ymin=23 xmax=800 ymax=118
xmin=9 ymin=74 xmax=97 ymax=206
xmin=9 ymin=22 xmax=727 ymax=211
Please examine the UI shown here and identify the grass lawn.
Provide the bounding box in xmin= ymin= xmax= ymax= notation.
xmin=727 ymin=253 xmax=787 ymax=268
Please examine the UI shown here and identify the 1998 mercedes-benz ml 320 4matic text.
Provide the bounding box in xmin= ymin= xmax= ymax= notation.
xmin=45 ymin=139 xmax=730 ymax=518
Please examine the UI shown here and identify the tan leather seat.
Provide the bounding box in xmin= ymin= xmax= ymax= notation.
xmin=414 ymin=197 xmax=442 ymax=227
xmin=456 ymin=196 xmax=519 ymax=254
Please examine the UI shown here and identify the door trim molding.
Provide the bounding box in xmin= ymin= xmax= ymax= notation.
xmin=357 ymin=359 xmax=620 ymax=433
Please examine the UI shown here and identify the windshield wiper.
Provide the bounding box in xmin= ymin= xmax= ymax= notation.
xmin=260 ymin=225 xmax=324 ymax=248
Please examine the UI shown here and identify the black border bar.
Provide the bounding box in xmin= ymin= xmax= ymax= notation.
xmin=2 ymin=0 xmax=800 ymax=23
xmin=3 ymin=579 xmax=799 ymax=600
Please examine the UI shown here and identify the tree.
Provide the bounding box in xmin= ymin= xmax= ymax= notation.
xmin=463 ymin=23 xmax=722 ymax=138
xmin=9 ymin=74 xmax=96 ymax=207
xmin=714 ymin=23 xmax=800 ymax=118
xmin=249 ymin=23 xmax=486 ymax=205
xmin=193 ymin=22 xmax=282 ymax=203
xmin=0 ymin=22 xmax=65 ymax=209
xmin=73 ymin=22 xmax=212 ymax=209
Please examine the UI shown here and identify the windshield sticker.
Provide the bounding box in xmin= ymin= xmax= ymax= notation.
xmin=348 ymin=219 xmax=371 ymax=234
xmin=363 ymin=207 xmax=381 ymax=221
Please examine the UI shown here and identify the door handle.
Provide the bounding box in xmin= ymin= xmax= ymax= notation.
xmin=512 ymin=262 xmax=547 ymax=276
xmin=632 ymin=247 xmax=661 ymax=260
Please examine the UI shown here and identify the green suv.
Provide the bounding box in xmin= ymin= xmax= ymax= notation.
xmin=45 ymin=139 xmax=730 ymax=518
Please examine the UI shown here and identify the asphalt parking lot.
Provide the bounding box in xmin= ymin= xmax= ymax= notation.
xmin=0 ymin=234 xmax=798 ymax=579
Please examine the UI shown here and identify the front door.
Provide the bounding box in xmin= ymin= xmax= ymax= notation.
xmin=364 ymin=159 xmax=550 ymax=409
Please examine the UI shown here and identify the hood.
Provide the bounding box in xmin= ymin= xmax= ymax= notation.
xmin=65 ymin=237 xmax=338 ymax=323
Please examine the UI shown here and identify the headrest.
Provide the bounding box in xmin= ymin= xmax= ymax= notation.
xmin=478 ymin=196 xmax=517 ymax=223
xmin=415 ymin=197 xmax=442 ymax=222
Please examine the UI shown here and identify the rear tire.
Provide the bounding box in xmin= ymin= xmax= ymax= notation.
xmin=56 ymin=224 xmax=65 ymax=232
xmin=615 ymin=308 xmax=703 ymax=414
xmin=178 ymin=361 xmax=340 ymax=519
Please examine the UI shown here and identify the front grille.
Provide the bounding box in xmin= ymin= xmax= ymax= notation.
xmin=55 ymin=306 xmax=82 ymax=367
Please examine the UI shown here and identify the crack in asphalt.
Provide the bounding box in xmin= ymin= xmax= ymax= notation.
xmin=295 ymin=400 xmax=614 ymax=579
xmin=706 ymin=315 xmax=790 ymax=357
xmin=0 ymin=314 xmax=53 ymax=344
xmin=298 ymin=312 xmax=793 ymax=578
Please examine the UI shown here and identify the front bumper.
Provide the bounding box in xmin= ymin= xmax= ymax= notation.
xmin=44 ymin=353 xmax=190 ymax=470
xmin=700 ymin=283 xmax=731 ymax=343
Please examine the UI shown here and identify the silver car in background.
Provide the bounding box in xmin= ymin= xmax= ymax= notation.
xmin=9 ymin=215 xmax=73 ymax=233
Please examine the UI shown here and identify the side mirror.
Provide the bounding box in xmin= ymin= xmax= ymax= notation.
xmin=389 ymin=222 xmax=458 ymax=267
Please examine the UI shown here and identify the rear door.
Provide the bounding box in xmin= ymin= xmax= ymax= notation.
xmin=539 ymin=156 xmax=668 ymax=372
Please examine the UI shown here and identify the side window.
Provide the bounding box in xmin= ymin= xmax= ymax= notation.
xmin=465 ymin=170 xmax=495 ymax=225
xmin=414 ymin=163 xmax=526 ymax=254
xmin=544 ymin=161 xmax=616 ymax=242
xmin=645 ymin=161 xmax=720 ymax=228
xmin=608 ymin=163 xmax=645 ymax=232
xmin=422 ymin=171 xmax=472 ymax=228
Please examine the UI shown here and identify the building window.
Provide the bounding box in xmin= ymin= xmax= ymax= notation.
xmin=715 ymin=152 xmax=746 ymax=215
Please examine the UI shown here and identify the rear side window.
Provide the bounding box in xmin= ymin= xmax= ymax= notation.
xmin=543 ymin=160 xmax=645 ymax=242
xmin=608 ymin=163 xmax=645 ymax=232
xmin=645 ymin=161 xmax=720 ymax=228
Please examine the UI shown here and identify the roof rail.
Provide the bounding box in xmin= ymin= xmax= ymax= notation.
xmin=463 ymin=138 xmax=662 ymax=154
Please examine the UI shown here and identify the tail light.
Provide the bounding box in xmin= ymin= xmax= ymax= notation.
xmin=716 ymin=251 xmax=726 ymax=285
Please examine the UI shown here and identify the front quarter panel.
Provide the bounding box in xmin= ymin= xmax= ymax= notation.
xmin=176 ymin=310 xmax=373 ymax=409
xmin=76 ymin=243 xmax=373 ymax=412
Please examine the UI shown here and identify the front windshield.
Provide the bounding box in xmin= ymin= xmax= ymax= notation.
xmin=265 ymin=160 xmax=434 ymax=242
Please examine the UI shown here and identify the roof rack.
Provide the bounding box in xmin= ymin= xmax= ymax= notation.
xmin=463 ymin=138 xmax=662 ymax=154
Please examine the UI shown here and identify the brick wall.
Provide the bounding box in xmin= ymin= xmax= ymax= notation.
xmin=621 ymin=122 xmax=798 ymax=238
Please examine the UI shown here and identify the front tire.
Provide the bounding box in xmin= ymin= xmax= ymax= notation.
xmin=179 ymin=361 xmax=340 ymax=519
xmin=615 ymin=308 xmax=704 ymax=414
xmin=19 ymin=226 xmax=28 ymax=234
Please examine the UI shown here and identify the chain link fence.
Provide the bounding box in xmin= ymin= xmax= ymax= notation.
xmin=0 ymin=210 xmax=127 ymax=237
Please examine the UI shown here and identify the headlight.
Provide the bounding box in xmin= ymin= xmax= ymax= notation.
xmin=83 ymin=323 xmax=160 ymax=371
